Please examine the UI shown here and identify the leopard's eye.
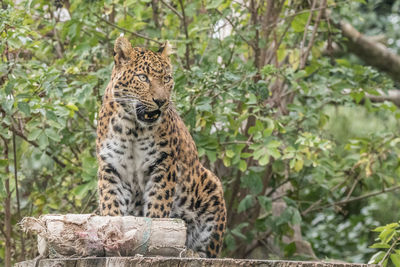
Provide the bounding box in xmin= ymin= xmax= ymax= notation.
xmin=138 ymin=74 xmax=149 ymax=82
xmin=164 ymin=76 xmax=172 ymax=83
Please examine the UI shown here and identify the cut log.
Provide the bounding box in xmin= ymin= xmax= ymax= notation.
xmin=20 ymin=214 xmax=187 ymax=258
xmin=15 ymin=257 xmax=380 ymax=267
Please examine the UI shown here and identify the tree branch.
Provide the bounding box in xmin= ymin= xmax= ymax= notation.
xmin=300 ymin=0 xmax=317 ymax=69
xmin=1 ymin=135 xmax=12 ymax=267
xmin=9 ymin=124 xmax=70 ymax=170
xmin=76 ymin=110 xmax=96 ymax=131
xmin=215 ymin=9 xmax=255 ymax=50
xmin=300 ymin=0 xmax=326 ymax=69
xmin=304 ymin=185 xmax=400 ymax=214
xmin=94 ymin=13 xmax=162 ymax=45
xmin=13 ymin=131 xmax=26 ymax=260
xmin=339 ymin=20 xmax=400 ymax=82
xmin=160 ymin=0 xmax=183 ymax=20
xmin=178 ymin=0 xmax=191 ymax=69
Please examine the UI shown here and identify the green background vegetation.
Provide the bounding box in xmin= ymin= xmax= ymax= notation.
xmin=1 ymin=0 xmax=400 ymax=266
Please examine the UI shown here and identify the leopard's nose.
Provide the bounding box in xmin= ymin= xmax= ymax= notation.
xmin=153 ymin=98 xmax=166 ymax=108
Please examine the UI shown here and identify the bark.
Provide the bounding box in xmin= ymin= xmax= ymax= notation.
xmin=1 ymin=136 xmax=12 ymax=267
xmin=365 ymin=89 xmax=400 ymax=106
xmin=20 ymin=214 xmax=187 ymax=258
xmin=340 ymin=21 xmax=400 ymax=83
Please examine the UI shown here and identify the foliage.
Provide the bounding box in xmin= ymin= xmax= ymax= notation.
xmin=1 ymin=0 xmax=400 ymax=265
xmin=369 ymin=222 xmax=400 ymax=267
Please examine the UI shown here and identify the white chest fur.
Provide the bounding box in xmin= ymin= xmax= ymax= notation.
xmin=98 ymin=114 xmax=156 ymax=193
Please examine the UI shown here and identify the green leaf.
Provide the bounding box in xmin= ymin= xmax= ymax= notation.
xmin=223 ymin=156 xmax=231 ymax=167
xmin=206 ymin=0 xmax=223 ymax=9
xmin=226 ymin=149 xmax=235 ymax=158
xmin=238 ymin=195 xmax=254 ymax=213
xmin=258 ymin=154 xmax=270 ymax=166
xmin=73 ymin=183 xmax=92 ymax=199
xmin=241 ymin=153 xmax=252 ymax=159
xmin=239 ymin=160 xmax=247 ymax=172
xmin=257 ymin=196 xmax=272 ymax=212
xmin=231 ymin=222 xmax=249 ymax=240
xmin=373 ymin=223 xmax=399 ymax=232
xmin=37 ymin=132 xmax=49 ymax=149
xmin=46 ymin=110 xmax=58 ymax=122
xmin=18 ymin=101 xmax=31 ymax=116
xmin=45 ymin=128 xmax=61 ymax=142
xmin=284 ymin=242 xmax=296 ymax=257
xmin=390 ymin=254 xmax=400 ymax=267
xmin=247 ymin=93 xmax=257 ymax=105
xmin=294 ymin=158 xmax=304 ymax=172
xmin=66 ymin=103 xmax=79 ymax=111
xmin=28 ymin=129 xmax=42 ymax=141
xmin=241 ymin=174 xmax=263 ymax=195
xmin=370 ymin=243 xmax=391 ymax=249
xmin=291 ymin=208 xmax=302 ymax=225
xmin=205 ymin=150 xmax=217 ymax=163
xmin=369 ymin=251 xmax=386 ymax=264
xmin=379 ymin=228 xmax=395 ymax=243
xmin=0 ymin=159 xmax=8 ymax=167
xmin=5 ymin=81 xmax=14 ymax=95
xmin=291 ymin=13 xmax=309 ymax=32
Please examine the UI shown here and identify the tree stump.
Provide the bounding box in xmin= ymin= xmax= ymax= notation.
xmin=20 ymin=214 xmax=187 ymax=257
xmin=18 ymin=214 xmax=381 ymax=267
xmin=15 ymin=257 xmax=381 ymax=267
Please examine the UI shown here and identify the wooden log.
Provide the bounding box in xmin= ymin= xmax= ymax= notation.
xmin=15 ymin=257 xmax=380 ymax=267
xmin=20 ymin=214 xmax=187 ymax=258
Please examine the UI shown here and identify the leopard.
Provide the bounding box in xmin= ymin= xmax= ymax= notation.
xmin=96 ymin=36 xmax=227 ymax=258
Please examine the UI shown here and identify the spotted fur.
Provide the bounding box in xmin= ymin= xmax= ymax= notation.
xmin=96 ymin=37 xmax=226 ymax=257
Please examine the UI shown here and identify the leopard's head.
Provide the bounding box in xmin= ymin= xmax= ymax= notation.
xmin=111 ymin=36 xmax=173 ymax=124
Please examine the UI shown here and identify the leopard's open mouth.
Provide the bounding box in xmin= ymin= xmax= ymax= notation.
xmin=136 ymin=106 xmax=161 ymax=123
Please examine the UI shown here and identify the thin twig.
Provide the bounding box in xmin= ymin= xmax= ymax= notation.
xmin=301 ymin=0 xmax=326 ymax=69
xmin=1 ymin=135 xmax=12 ymax=267
xmin=263 ymin=1 xmax=343 ymax=32
xmin=299 ymin=0 xmax=317 ymax=69
xmin=94 ymin=13 xmax=162 ymax=45
xmin=305 ymin=185 xmax=400 ymax=214
xmin=160 ymin=0 xmax=183 ymax=20
xmin=265 ymin=14 xmax=295 ymax=64
xmin=215 ymin=9 xmax=255 ymax=49
xmin=220 ymin=140 xmax=253 ymax=145
xmin=76 ymin=110 xmax=96 ymax=131
xmin=80 ymin=190 xmax=98 ymax=213
xmin=301 ymin=178 xmax=348 ymax=216
xmin=380 ymin=235 xmax=400 ymax=265
xmin=13 ymin=131 xmax=26 ymax=260
xmin=178 ymin=0 xmax=191 ymax=69
xmin=0 ymin=221 xmax=6 ymax=237
xmin=345 ymin=172 xmax=362 ymax=200
xmin=9 ymin=124 xmax=70 ymax=170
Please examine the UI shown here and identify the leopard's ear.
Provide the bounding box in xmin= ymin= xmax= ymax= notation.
xmin=114 ymin=36 xmax=133 ymax=66
xmin=158 ymin=41 xmax=172 ymax=59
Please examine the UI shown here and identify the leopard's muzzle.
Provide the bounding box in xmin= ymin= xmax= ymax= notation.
xmin=136 ymin=103 xmax=161 ymax=123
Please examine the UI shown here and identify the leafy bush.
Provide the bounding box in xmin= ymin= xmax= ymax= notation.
xmin=1 ymin=0 xmax=400 ymax=265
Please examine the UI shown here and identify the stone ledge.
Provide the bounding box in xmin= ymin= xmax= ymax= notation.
xmin=15 ymin=257 xmax=381 ymax=267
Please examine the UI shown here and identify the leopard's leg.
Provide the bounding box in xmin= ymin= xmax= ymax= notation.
xmin=142 ymin=154 xmax=175 ymax=218
xmin=205 ymin=205 xmax=226 ymax=258
xmin=184 ymin=170 xmax=227 ymax=258
xmin=183 ymin=196 xmax=226 ymax=258
xmin=98 ymin=167 xmax=131 ymax=216
xmin=127 ymin=181 xmax=144 ymax=216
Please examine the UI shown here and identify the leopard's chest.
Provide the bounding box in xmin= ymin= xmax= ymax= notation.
xmin=132 ymin=136 xmax=160 ymax=191
xmin=98 ymin=114 xmax=161 ymax=192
